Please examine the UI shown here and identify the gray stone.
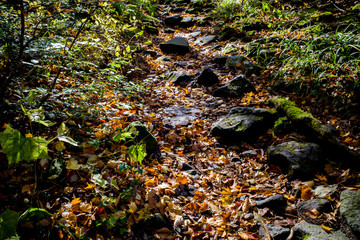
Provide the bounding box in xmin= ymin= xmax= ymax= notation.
xmin=213 ymin=56 xmax=228 ymax=66
xmin=256 ymin=194 xmax=286 ymax=209
xmin=259 ymin=224 xmax=290 ymax=240
xmin=314 ymin=184 xmax=338 ymax=198
xmin=167 ymin=71 xmax=193 ymax=86
xmin=163 ymin=106 xmax=202 ymax=129
xmin=194 ymin=35 xmax=216 ymax=46
xmin=164 ymin=14 xmax=183 ymax=26
xmin=123 ymin=121 xmax=158 ymax=153
xmin=293 ymin=222 xmax=349 ymax=240
xmin=185 ymin=30 xmax=202 ymax=38
xmin=144 ymin=25 xmax=158 ymax=35
xmin=212 ymin=75 xmax=255 ymax=98
xmin=340 ymin=189 xmax=360 ymax=238
xmin=156 ymin=56 xmax=172 ymax=61
xmin=297 ymin=198 xmax=331 ymax=213
xmin=222 ymin=43 xmax=239 ymax=54
xmin=197 ymin=67 xmax=219 ymax=86
xmin=241 ymin=150 xmax=258 ymax=158
xmin=225 ymin=55 xmax=246 ymax=69
xmin=160 ymin=37 xmax=191 ymax=54
xmin=211 ymin=107 xmax=276 ymax=142
xmin=243 ymin=61 xmax=262 ymax=76
xmin=267 ymin=141 xmax=323 ymax=180
xmin=180 ymin=16 xmax=196 ymax=27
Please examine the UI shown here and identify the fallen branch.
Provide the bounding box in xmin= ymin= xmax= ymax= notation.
xmin=268 ymin=96 xmax=360 ymax=166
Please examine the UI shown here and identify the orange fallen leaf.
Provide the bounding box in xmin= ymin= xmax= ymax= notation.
xmin=144 ymin=178 xmax=158 ymax=187
xmin=176 ymin=175 xmax=188 ymax=185
xmin=321 ymin=224 xmax=333 ymax=232
xmin=301 ymin=187 xmax=313 ymax=200
xmin=71 ymin=197 xmax=81 ymax=205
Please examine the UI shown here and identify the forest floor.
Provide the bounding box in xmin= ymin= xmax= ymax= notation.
xmin=1 ymin=0 xmax=360 ymax=239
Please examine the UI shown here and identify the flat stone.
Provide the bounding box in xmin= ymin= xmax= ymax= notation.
xmin=314 ymin=184 xmax=338 ymax=198
xmin=164 ymin=28 xmax=176 ymax=33
xmin=267 ymin=141 xmax=323 ymax=180
xmin=194 ymin=35 xmax=216 ymax=46
xmin=340 ymin=189 xmax=360 ymax=238
xmin=162 ymin=106 xmax=202 ymax=128
xmin=293 ymin=222 xmax=349 ymax=240
xmin=160 ymin=37 xmax=190 ymax=54
xmin=297 ymin=198 xmax=331 ymax=213
xmin=256 ymin=194 xmax=287 ymax=210
xmin=241 ymin=150 xmax=258 ymax=158
xmin=222 ymin=43 xmax=239 ymax=54
xmin=185 ymin=31 xmax=202 ymax=38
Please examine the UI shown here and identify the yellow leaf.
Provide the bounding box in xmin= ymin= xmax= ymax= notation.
xmin=55 ymin=141 xmax=66 ymax=151
xmin=71 ymin=198 xmax=81 ymax=205
xmin=25 ymin=133 xmax=33 ymax=138
xmin=321 ymin=224 xmax=333 ymax=232
xmin=84 ymin=183 xmax=95 ymax=190
xmin=137 ymin=208 xmax=152 ymax=220
xmin=221 ymin=187 xmax=232 ymax=195
xmin=144 ymin=178 xmax=158 ymax=187
xmin=301 ymin=187 xmax=313 ymax=200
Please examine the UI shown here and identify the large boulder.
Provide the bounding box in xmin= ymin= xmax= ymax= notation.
xmin=212 ymin=75 xmax=255 ymax=98
xmin=160 ymin=37 xmax=190 ymax=54
xmin=293 ymin=222 xmax=349 ymax=240
xmin=225 ymin=55 xmax=246 ymax=69
xmin=340 ymin=189 xmax=360 ymax=238
xmin=211 ymin=107 xmax=276 ymax=142
xmin=267 ymin=141 xmax=323 ymax=180
xmin=197 ymin=67 xmax=219 ymax=86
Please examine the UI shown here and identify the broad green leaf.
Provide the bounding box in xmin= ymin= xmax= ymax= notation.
xmin=127 ymin=143 xmax=146 ymax=164
xmin=21 ymin=106 xmax=55 ymax=127
xmin=56 ymin=123 xmax=79 ymax=147
xmin=91 ymin=173 xmax=108 ymax=188
xmin=111 ymin=179 xmax=119 ymax=190
xmin=18 ymin=208 xmax=51 ymax=223
xmin=0 ymin=209 xmax=20 ymax=240
xmin=66 ymin=159 xmax=80 ymax=170
xmin=0 ymin=125 xmax=49 ymax=165
xmin=113 ymin=131 xmax=134 ymax=142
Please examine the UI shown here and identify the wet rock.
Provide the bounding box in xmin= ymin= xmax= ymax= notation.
xmin=211 ymin=107 xmax=276 ymax=142
xmin=267 ymin=141 xmax=323 ymax=180
xmin=243 ymin=60 xmax=262 ymax=77
xmin=225 ymin=55 xmax=246 ymax=69
xmin=163 ymin=106 xmax=202 ymax=129
xmin=256 ymin=194 xmax=287 ymax=210
xmin=194 ymin=35 xmax=216 ymax=46
xmin=160 ymin=37 xmax=190 ymax=54
xmin=180 ymin=16 xmax=196 ymax=27
xmin=167 ymin=71 xmax=193 ymax=86
xmin=123 ymin=121 xmax=158 ymax=153
xmin=156 ymin=56 xmax=172 ymax=61
xmin=297 ymin=198 xmax=331 ymax=213
xmin=212 ymin=75 xmax=255 ymax=98
xmin=259 ymin=224 xmax=290 ymax=240
xmin=293 ymin=222 xmax=349 ymax=240
xmin=219 ymin=27 xmax=241 ymax=41
xmin=197 ymin=67 xmax=219 ymax=86
xmin=340 ymin=189 xmax=360 ymax=238
xmin=164 ymin=14 xmax=183 ymax=26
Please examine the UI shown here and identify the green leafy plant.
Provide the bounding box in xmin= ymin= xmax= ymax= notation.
xmin=0 ymin=209 xmax=20 ymax=240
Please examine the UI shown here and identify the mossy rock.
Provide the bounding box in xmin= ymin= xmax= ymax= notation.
xmin=340 ymin=189 xmax=360 ymax=238
xmin=211 ymin=107 xmax=277 ymax=143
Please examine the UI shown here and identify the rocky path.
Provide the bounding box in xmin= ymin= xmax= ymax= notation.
xmin=128 ymin=1 xmax=360 ymax=239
